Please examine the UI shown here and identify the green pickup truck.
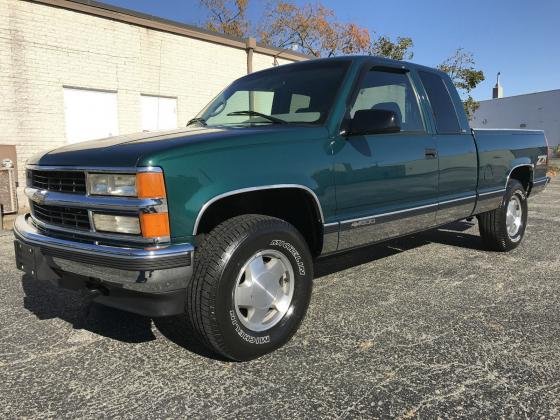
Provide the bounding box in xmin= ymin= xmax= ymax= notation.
xmin=14 ymin=56 xmax=550 ymax=360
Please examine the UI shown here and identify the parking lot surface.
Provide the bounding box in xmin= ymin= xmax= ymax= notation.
xmin=1 ymin=179 xmax=559 ymax=418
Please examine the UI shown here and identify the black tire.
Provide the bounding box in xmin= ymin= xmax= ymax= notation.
xmin=477 ymin=179 xmax=528 ymax=252
xmin=186 ymin=214 xmax=313 ymax=361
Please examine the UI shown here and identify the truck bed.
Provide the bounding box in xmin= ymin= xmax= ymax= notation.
xmin=472 ymin=128 xmax=549 ymax=193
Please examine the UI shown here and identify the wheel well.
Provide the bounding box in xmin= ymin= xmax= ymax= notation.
xmin=508 ymin=166 xmax=532 ymax=192
xmin=195 ymin=188 xmax=324 ymax=256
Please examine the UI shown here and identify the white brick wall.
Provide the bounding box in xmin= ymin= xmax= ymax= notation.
xmin=252 ymin=51 xmax=294 ymax=72
xmin=0 ymin=0 xmax=301 ymax=208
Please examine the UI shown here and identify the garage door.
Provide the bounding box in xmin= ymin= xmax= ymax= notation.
xmin=63 ymin=87 xmax=119 ymax=144
xmin=141 ymin=95 xmax=178 ymax=132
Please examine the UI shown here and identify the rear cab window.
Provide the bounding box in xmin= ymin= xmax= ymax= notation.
xmin=418 ymin=71 xmax=461 ymax=134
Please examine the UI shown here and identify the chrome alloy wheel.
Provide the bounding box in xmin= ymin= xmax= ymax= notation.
xmin=234 ymin=249 xmax=295 ymax=332
xmin=506 ymin=195 xmax=523 ymax=239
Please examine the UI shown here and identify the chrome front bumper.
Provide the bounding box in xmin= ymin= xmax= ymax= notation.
xmin=13 ymin=214 xmax=194 ymax=316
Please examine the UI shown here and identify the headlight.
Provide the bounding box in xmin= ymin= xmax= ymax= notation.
xmin=92 ymin=213 xmax=141 ymax=234
xmin=87 ymin=169 xmax=169 ymax=239
xmin=88 ymin=173 xmax=136 ymax=196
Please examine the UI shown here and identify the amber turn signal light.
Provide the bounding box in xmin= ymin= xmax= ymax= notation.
xmin=137 ymin=172 xmax=166 ymax=199
xmin=140 ymin=213 xmax=170 ymax=239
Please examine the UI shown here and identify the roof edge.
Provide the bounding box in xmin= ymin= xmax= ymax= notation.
xmin=478 ymin=89 xmax=560 ymax=103
xmin=25 ymin=0 xmax=310 ymax=61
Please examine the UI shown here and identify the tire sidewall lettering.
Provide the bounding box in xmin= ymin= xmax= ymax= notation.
xmin=229 ymin=310 xmax=270 ymax=345
xmin=269 ymin=239 xmax=306 ymax=276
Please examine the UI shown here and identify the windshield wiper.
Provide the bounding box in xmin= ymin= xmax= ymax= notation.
xmin=227 ymin=110 xmax=287 ymax=124
xmin=187 ymin=117 xmax=207 ymax=127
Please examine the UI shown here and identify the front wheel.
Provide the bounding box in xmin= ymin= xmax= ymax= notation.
xmin=186 ymin=214 xmax=313 ymax=361
xmin=477 ymin=179 xmax=528 ymax=251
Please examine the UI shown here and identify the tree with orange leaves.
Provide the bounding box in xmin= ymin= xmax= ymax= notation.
xmin=198 ymin=0 xmax=484 ymax=114
xmin=198 ymin=0 xmax=413 ymax=60
xmin=258 ymin=1 xmax=413 ymax=59
xmin=258 ymin=2 xmax=372 ymax=57
xmin=199 ymin=0 xmax=249 ymax=38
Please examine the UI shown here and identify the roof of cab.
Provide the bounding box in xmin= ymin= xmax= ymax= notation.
xmin=248 ymin=55 xmax=448 ymax=79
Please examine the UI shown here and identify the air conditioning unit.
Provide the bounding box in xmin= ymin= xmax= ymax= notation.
xmin=0 ymin=168 xmax=18 ymax=214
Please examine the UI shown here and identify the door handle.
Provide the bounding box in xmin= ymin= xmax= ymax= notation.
xmin=425 ymin=148 xmax=438 ymax=159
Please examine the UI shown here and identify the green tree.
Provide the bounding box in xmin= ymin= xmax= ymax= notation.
xmin=371 ymin=36 xmax=413 ymax=60
xmin=438 ymin=48 xmax=485 ymax=120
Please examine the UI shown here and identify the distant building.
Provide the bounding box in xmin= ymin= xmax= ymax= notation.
xmin=471 ymin=88 xmax=560 ymax=147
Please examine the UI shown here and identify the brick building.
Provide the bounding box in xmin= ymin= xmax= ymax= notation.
xmin=0 ymin=0 xmax=306 ymax=211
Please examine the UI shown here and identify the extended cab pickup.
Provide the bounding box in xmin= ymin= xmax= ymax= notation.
xmin=14 ymin=57 xmax=550 ymax=360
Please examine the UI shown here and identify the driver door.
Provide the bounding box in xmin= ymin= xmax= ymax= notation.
xmin=333 ymin=66 xmax=439 ymax=250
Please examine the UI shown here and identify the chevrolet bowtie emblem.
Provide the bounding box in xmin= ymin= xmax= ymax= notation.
xmin=32 ymin=189 xmax=48 ymax=204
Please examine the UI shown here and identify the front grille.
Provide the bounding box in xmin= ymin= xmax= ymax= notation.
xmin=28 ymin=170 xmax=86 ymax=194
xmin=32 ymin=203 xmax=91 ymax=230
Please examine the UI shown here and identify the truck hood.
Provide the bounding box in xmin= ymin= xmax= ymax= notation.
xmin=29 ymin=125 xmax=327 ymax=168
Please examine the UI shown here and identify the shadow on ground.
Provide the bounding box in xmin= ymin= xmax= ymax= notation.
xmin=21 ymin=274 xmax=156 ymax=343
xmin=20 ymin=220 xmax=482 ymax=359
xmin=20 ymin=273 xmax=225 ymax=359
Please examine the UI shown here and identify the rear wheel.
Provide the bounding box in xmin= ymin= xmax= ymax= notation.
xmin=186 ymin=214 xmax=313 ymax=361
xmin=477 ymin=179 xmax=528 ymax=251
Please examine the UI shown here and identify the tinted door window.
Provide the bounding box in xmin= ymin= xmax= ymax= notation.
xmin=349 ymin=70 xmax=424 ymax=132
xmin=419 ymin=71 xmax=461 ymax=134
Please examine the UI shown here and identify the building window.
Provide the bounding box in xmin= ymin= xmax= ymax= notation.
xmin=141 ymin=95 xmax=178 ymax=131
xmin=63 ymin=87 xmax=119 ymax=144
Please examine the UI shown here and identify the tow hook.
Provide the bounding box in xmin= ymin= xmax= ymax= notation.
xmin=84 ymin=281 xmax=109 ymax=298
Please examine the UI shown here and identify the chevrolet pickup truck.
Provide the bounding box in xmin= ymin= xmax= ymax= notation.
xmin=14 ymin=56 xmax=550 ymax=360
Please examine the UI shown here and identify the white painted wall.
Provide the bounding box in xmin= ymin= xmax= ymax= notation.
xmin=471 ymin=90 xmax=560 ymax=146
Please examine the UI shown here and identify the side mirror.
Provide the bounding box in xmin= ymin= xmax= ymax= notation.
xmin=348 ymin=109 xmax=401 ymax=136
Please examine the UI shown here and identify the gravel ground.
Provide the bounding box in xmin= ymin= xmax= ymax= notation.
xmin=1 ymin=179 xmax=559 ymax=418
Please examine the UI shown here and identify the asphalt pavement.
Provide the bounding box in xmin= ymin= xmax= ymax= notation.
xmin=1 ymin=179 xmax=559 ymax=418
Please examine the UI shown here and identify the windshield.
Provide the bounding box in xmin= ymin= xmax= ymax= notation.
xmin=195 ymin=61 xmax=350 ymax=127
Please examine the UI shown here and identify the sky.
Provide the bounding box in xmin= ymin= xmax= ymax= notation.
xmin=101 ymin=0 xmax=560 ymax=101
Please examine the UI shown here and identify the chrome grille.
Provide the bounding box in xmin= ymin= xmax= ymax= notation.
xmin=28 ymin=170 xmax=86 ymax=194
xmin=32 ymin=203 xmax=91 ymax=230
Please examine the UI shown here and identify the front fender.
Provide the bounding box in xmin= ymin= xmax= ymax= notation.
xmin=141 ymin=130 xmax=335 ymax=242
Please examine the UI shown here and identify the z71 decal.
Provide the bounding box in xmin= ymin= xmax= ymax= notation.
xmin=536 ymin=155 xmax=548 ymax=166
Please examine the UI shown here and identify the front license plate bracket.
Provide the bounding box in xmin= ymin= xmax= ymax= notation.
xmin=14 ymin=240 xmax=40 ymax=279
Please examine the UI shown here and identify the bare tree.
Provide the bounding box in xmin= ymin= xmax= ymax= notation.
xmin=199 ymin=0 xmax=249 ymax=38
